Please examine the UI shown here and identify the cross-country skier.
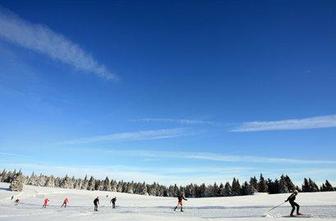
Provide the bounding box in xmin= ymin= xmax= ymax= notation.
xmin=61 ymin=197 xmax=69 ymax=208
xmin=42 ymin=198 xmax=49 ymax=208
xmin=285 ymin=190 xmax=302 ymax=217
xmin=93 ymin=196 xmax=99 ymax=211
xmin=110 ymin=197 xmax=117 ymax=208
xmin=174 ymin=193 xmax=187 ymax=212
xmin=14 ymin=198 xmax=20 ymax=206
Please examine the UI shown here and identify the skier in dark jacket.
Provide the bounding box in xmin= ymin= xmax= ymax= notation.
xmin=93 ymin=196 xmax=99 ymax=211
xmin=61 ymin=197 xmax=69 ymax=208
xmin=174 ymin=193 xmax=187 ymax=212
xmin=110 ymin=197 xmax=116 ymax=208
xmin=285 ymin=190 xmax=302 ymax=217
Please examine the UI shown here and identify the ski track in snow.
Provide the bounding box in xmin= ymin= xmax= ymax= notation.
xmin=1 ymin=183 xmax=336 ymax=221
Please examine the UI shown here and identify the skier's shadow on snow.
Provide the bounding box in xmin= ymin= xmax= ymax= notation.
xmin=0 ymin=187 xmax=10 ymax=191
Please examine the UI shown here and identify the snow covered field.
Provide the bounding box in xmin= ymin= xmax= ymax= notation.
xmin=1 ymin=182 xmax=336 ymax=221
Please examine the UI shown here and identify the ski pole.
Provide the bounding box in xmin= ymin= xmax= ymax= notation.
xmin=266 ymin=202 xmax=286 ymax=213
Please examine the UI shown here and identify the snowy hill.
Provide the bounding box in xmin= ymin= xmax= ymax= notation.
xmin=1 ymin=182 xmax=336 ymax=220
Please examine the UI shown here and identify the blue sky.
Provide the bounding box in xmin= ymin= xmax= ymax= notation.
xmin=0 ymin=0 xmax=336 ymax=185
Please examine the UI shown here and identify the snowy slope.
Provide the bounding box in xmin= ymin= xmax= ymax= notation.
xmin=1 ymin=182 xmax=336 ymax=221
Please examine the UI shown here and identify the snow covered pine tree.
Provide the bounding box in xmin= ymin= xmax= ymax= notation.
xmin=10 ymin=171 xmax=24 ymax=192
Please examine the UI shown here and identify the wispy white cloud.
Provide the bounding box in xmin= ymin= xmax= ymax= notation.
xmin=61 ymin=128 xmax=190 ymax=144
xmin=0 ymin=151 xmax=30 ymax=158
xmin=231 ymin=114 xmax=336 ymax=132
xmin=185 ymin=152 xmax=336 ymax=164
xmin=101 ymin=149 xmax=336 ymax=165
xmin=0 ymin=7 xmax=117 ymax=80
xmin=133 ymin=118 xmax=216 ymax=125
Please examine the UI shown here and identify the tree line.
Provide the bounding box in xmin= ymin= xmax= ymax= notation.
xmin=1 ymin=169 xmax=334 ymax=197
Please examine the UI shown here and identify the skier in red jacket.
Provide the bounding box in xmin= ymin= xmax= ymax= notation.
xmin=42 ymin=198 xmax=49 ymax=208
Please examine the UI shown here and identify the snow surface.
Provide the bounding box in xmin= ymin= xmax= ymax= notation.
xmin=1 ymin=182 xmax=336 ymax=221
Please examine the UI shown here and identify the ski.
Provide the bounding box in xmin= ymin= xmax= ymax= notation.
xmin=282 ymin=214 xmax=313 ymax=218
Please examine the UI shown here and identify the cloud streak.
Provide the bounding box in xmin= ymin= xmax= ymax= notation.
xmin=185 ymin=152 xmax=336 ymax=165
xmin=0 ymin=7 xmax=116 ymax=80
xmin=101 ymin=149 xmax=336 ymax=165
xmin=61 ymin=128 xmax=190 ymax=144
xmin=134 ymin=118 xmax=215 ymax=125
xmin=231 ymin=114 xmax=336 ymax=132
xmin=0 ymin=152 xmax=29 ymax=158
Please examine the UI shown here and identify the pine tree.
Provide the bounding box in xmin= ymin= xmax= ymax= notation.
xmin=266 ymin=178 xmax=280 ymax=194
xmin=241 ymin=181 xmax=253 ymax=195
xmin=163 ymin=188 xmax=168 ymax=197
xmin=0 ymin=169 xmax=7 ymax=182
xmin=60 ymin=175 xmax=73 ymax=189
xmin=10 ymin=171 xmax=24 ymax=191
xmin=95 ymin=179 xmax=104 ymax=191
xmin=258 ymin=174 xmax=268 ymax=192
xmin=116 ymin=181 xmax=123 ymax=192
xmin=223 ymin=182 xmax=232 ymax=196
xmin=81 ymin=175 xmax=88 ymax=190
xmin=55 ymin=177 xmax=61 ymax=187
xmin=103 ymin=177 xmax=111 ymax=191
xmin=302 ymin=178 xmax=319 ymax=192
xmin=185 ymin=184 xmax=195 ymax=197
xmin=219 ymin=183 xmax=225 ymax=196
xmin=198 ymin=183 xmax=206 ymax=197
xmin=204 ymin=184 xmax=213 ymax=197
xmin=3 ymin=168 xmax=334 ymax=198
xmin=249 ymin=176 xmax=258 ymax=192
xmin=127 ymin=182 xmax=134 ymax=194
xmin=140 ymin=182 xmax=148 ymax=195
xmin=284 ymin=175 xmax=296 ymax=192
xmin=3 ymin=170 xmax=12 ymax=183
xmin=173 ymin=184 xmax=179 ymax=197
xmin=37 ymin=174 xmax=47 ymax=186
xmin=321 ymin=180 xmax=334 ymax=191
xmin=87 ymin=176 xmax=95 ymax=191
xmin=213 ymin=182 xmax=220 ymax=197
xmin=279 ymin=175 xmax=289 ymax=193
xmin=302 ymin=178 xmax=310 ymax=192
xmin=231 ymin=178 xmax=241 ymax=196
xmin=4 ymin=170 xmax=13 ymax=183
xmin=45 ymin=176 xmax=55 ymax=187
xmin=27 ymin=172 xmax=36 ymax=185
xmin=308 ymin=178 xmax=319 ymax=192
xmin=74 ymin=179 xmax=81 ymax=189
xmin=110 ymin=180 xmax=117 ymax=192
